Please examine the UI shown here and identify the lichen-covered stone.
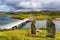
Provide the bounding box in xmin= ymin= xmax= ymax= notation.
xmin=46 ymin=19 xmax=56 ymax=38
xmin=31 ymin=19 xmax=36 ymax=34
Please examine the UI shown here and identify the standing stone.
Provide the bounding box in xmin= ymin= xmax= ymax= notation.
xmin=31 ymin=19 xmax=36 ymax=34
xmin=46 ymin=19 xmax=56 ymax=38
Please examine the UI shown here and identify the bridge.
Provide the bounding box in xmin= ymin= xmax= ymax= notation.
xmin=0 ymin=18 xmax=30 ymax=30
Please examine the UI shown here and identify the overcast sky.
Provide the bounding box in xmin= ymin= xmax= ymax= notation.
xmin=0 ymin=0 xmax=60 ymax=12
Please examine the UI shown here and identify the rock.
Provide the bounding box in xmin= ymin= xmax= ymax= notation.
xmin=46 ymin=19 xmax=56 ymax=38
xmin=31 ymin=20 xmax=36 ymax=34
xmin=37 ymin=30 xmax=42 ymax=33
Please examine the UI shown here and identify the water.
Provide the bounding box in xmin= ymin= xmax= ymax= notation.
xmin=0 ymin=15 xmax=60 ymax=31
xmin=0 ymin=15 xmax=19 ymax=26
xmin=23 ymin=20 xmax=60 ymax=31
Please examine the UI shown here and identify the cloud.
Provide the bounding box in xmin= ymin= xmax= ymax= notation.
xmin=3 ymin=0 xmax=54 ymax=9
xmin=17 ymin=1 xmax=37 ymax=8
xmin=0 ymin=0 xmax=16 ymax=12
xmin=42 ymin=0 xmax=60 ymax=10
xmin=0 ymin=0 xmax=60 ymax=12
xmin=0 ymin=5 xmax=16 ymax=12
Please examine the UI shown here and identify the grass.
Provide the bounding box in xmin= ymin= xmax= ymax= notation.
xmin=1 ymin=12 xmax=60 ymax=20
xmin=0 ymin=29 xmax=60 ymax=40
xmin=12 ymin=13 xmax=60 ymax=20
xmin=12 ymin=14 xmax=50 ymax=20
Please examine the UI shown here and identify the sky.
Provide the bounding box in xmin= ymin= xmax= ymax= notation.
xmin=0 ymin=0 xmax=60 ymax=12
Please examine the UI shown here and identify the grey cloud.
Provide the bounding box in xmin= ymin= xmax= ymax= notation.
xmin=0 ymin=0 xmax=60 ymax=12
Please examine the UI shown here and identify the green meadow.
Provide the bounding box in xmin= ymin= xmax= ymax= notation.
xmin=1 ymin=11 xmax=60 ymax=20
xmin=0 ymin=29 xmax=60 ymax=40
xmin=10 ymin=11 xmax=60 ymax=20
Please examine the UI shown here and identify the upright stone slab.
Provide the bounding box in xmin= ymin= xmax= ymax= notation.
xmin=46 ymin=19 xmax=56 ymax=38
xmin=31 ymin=19 xmax=36 ymax=34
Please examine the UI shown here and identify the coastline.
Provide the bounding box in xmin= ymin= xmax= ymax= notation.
xmin=11 ymin=16 xmax=60 ymax=21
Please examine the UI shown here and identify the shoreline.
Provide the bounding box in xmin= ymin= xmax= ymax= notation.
xmin=11 ymin=17 xmax=60 ymax=21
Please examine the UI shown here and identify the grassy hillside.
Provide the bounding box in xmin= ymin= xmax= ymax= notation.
xmin=0 ymin=29 xmax=60 ymax=40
